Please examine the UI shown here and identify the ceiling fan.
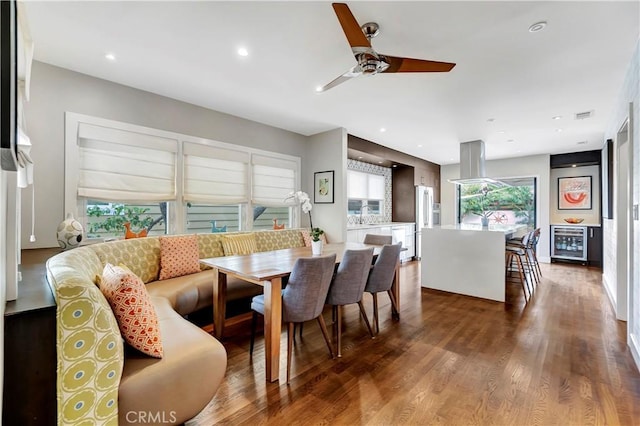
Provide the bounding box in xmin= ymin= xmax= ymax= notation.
xmin=318 ymin=3 xmax=456 ymax=92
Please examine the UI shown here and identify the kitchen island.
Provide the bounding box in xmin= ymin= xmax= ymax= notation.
xmin=421 ymin=224 xmax=526 ymax=302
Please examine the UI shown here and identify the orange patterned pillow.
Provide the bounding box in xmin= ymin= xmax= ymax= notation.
xmin=158 ymin=234 xmax=201 ymax=280
xmin=99 ymin=264 xmax=163 ymax=358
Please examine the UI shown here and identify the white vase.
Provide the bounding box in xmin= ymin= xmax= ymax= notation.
xmin=311 ymin=239 xmax=323 ymax=255
xmin=57 ymin=213 xmax=84 ymax=250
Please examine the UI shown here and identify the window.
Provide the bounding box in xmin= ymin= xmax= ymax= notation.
xmin=458 ymin=177 xmax=537 ymax=230
xmin=347 ymin=170 xmax=385 ymax=218
xmin=252 ymin=206 xmax=291 ymax=230
xmin=66 ymin=113 xmax=301 ymax=239
xmin=86 ymin=201 xmax=167 ymax=239
xmin=186 ymin=204 xmax=241 ymax=233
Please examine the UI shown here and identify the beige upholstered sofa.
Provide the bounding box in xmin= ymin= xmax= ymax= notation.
xmin=46 ymin=229 xmax=307 ymax=425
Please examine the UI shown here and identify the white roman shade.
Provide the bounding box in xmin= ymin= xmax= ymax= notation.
xmin=251 ymin=154 xmax=297 ymax=206
xmin=183 ymin=142 xmax=249 ymax=203
xmin=368 ymin=174 xmax=385 ymax=200
xmin=77 ymin=123 xmax=178 ymax=201
xmin=348 ymin=170 xmax=385 ymax=200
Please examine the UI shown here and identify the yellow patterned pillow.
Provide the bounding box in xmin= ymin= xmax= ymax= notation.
xmin=221 ymin=234 xmax=258 ymax=256
xmin=158 ymin=235 xmax=200 ymax=280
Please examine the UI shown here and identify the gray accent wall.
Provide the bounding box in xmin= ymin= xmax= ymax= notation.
xmin=23 ymin=61 xmax=309 ymax=248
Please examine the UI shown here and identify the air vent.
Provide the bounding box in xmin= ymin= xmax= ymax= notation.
xmin=575 ymin=110 xmax=594 ymax=120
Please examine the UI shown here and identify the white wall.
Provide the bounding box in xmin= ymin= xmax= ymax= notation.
xmin=549 ymin=165 xmax=601 ymax=226
xmin=304 ymin=128 xmax=348 ymax=243
xmin=441 ymin=154 xmax=551 ymax=261
xmin=23 ymin=61 xmax=309 ymax=248
xmin=602 ymin=40 xmax=639 ymax=369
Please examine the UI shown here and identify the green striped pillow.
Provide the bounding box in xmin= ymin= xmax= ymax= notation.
xmin=221 ymin=234 xmax=258 ymax=256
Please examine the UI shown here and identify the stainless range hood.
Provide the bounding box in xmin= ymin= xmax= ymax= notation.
xmin=448 ymin=140 xmax=505 ymax=186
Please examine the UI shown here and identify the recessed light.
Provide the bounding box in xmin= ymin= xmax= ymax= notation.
xmin=449 ymin=158 xmax=454 ymax=161
xmin=315 ymin=86 xmax=324 ymax=93
xmin=417 ymin=144 xmax=423 ymax=148
xmin=497 ymin=130 xmax=505 ymax=134
xmin=358 ymin=156 xmax=363 ymax=159
xmin=552 ymin=116 xmax=562 ymax=120
xmin=378 ymin=161 xmax=383 ymax=164
xmin=529 ymin=21 xmax=547 ymax=33
xmin=380 ymin=128 xmax=386 ymax=132
xmin=392 ymin=164 xmax=397 ymax=168
xmin=556 ymin=129 xmax=563 ymax=132
xmin=237 ymin=47 xmax=249 ymax=57
xmin=571 ymin=164 xmax=577 ymax=168
xmin=105 ymin=53 xmax=116 ymax=61
xmin=577 ymin=141 xmax=588 ymax=145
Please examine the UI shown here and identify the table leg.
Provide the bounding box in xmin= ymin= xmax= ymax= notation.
xmin=263 ymin=277 xmax=283 ymax=382
xmin=212 ymin=269 xmax=227 ymax=339
xmin=391 ymin=262 xmax=400 ymax=320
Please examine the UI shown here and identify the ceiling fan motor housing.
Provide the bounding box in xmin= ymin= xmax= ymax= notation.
xmin=353 ymin=47 xmax=389 ymax=75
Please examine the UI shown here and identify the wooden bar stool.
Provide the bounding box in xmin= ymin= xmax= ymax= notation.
xmin=505 ymin=233 xmax=532 ymax=303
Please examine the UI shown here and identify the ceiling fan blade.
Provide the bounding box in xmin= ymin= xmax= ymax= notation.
xmin=317 ymin=70 xmax=357 ymax=92
xmin=382 ymin=56 xmax=456 ymax=73
xmin=332 ymin=3 xmax=371 ymax=48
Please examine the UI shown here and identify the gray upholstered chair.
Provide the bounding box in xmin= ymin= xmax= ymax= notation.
xmin=325 ymin=248 xmax=375 ymax=357
xmin=363 ymin=234 xmax=393 ymax=245
xmin=364 ymin=243 xmax=402 ymax=334
xmin=249 ymin=254 xmax=337 ymax=383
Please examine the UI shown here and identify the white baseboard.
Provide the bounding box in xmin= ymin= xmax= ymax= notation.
xmin=602 ymin=274 xmax=618 ymax=315
xmin=630 ymin=333 xmax=640 ymax=374
xmin=539 ymin=256 xmax=551 ymax=263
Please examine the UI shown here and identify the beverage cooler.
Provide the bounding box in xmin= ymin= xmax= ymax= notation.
xmin=551 ymin=225 xmax=587 ymax=262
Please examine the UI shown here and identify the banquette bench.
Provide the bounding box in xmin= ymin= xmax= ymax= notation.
xmin=45 ymin=228 xmax=308 ymax=425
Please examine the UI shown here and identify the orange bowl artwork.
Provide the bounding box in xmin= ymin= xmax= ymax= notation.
xmin=563 ymin=218 xmax=584 ymax=224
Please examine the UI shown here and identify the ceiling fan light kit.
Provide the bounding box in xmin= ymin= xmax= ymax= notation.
xmin=317 ymin=3 xmax=456 ymax=92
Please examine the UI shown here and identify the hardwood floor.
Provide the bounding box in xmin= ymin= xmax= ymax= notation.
xmin=189 ymin=261 xmax=640 ymax=425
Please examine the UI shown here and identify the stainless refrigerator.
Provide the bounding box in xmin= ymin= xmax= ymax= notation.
xmin=415 ymin=185 xmax=434 ymax=259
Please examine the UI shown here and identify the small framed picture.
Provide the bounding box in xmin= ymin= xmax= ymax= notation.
xmin=558 ymin=176 xmax=592 ymax=210
xmin=314 ymin=170 xmax=334 ymax=204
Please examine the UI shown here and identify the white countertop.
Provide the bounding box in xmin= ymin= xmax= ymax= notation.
xmin=347 ymin=222 xmax=415 ymax=229
xmin=432 ymin=224 xmax=527 ymax=234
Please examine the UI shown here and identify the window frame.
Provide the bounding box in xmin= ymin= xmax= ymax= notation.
xmin=65 ymin=112 xmax=301 ymax=240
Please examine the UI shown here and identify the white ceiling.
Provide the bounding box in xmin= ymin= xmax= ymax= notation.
xmin=23 ymin=1 xmax=639 ymax=165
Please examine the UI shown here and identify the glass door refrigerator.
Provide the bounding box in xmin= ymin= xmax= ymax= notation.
xmin=551 ymin=225 xmax=587 ymax=262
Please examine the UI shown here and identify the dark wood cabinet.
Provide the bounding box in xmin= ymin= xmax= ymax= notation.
xmin=587 ymin=226 xmax=603 ymax=267
xmin=3 ymin=249 xmax=59 ymax=425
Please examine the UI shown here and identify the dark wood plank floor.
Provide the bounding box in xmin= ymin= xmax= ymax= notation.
xmin=188 ymin=261 xmax=640 ymax=425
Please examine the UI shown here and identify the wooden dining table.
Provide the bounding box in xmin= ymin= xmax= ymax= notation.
xmin=200 ymin=242 xmax=400 ymax=382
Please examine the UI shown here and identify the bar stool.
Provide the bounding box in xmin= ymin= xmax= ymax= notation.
xmin=505 ymin=232 xmax=532 ymax=303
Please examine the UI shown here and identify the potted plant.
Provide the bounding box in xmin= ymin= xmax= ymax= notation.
xmin=473 ymin=185 xmax=493 ymax=228
xmin=310 ymin=227 xmax=324 ymax=255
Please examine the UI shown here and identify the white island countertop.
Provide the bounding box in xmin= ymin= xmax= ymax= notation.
xmin=436 ymin=224 xmax=527 ymax=237
xmin=421 ymin=224 xmax=527 ymax=302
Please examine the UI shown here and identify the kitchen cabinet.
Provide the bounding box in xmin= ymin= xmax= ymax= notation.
xmin=587 ymin=226 xmax=603 ymax=267
xmin=346 ymin=223 xmax=415 ymax=261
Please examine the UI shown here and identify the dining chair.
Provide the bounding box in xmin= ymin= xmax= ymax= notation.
xmin=325 ymin=248 xmax=375 ymax=357
xmin=363 ymin=234 xmax=393 ymax=245
xmin=364 ymin=243 xmax=402 ymax=334
xmin=249 ymin=254 xmax=337 ymax=383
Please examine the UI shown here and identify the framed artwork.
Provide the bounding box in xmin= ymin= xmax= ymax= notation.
xmin=558 ymin=176 xmax=592 ymax=210
xmin=314 ymin=170 xmax=334 ymax=204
